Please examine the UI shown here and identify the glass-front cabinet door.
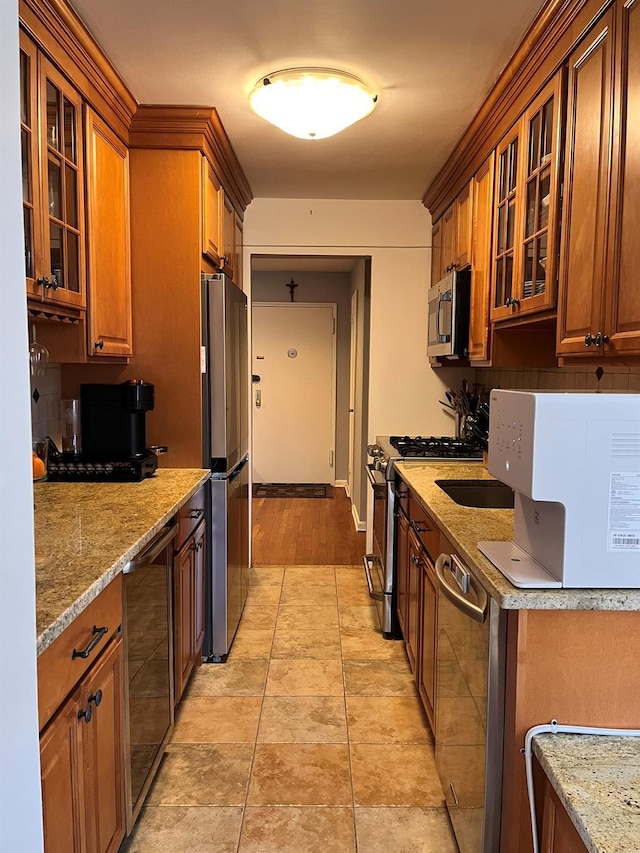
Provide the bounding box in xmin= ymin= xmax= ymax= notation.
xmin=519 ymin=75 xmax=562 ymax=316
xmin=20 ymin=32 xmax=42 ymax=300
xmin=19 ymin=31 xmax=86 ymax=310
xmin=491 ymin=73 xmax=562 ymax=322
xmin=491 ymin=120 xmax=523 ymax=321
xmin=38 ymin=56 xmax=85 ymax=308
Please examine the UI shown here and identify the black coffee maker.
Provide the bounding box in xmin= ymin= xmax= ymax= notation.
xmin=81 ymin=380 xmax=156 ymax=458
xmin=48 ymin=380 xmax=166 ymax=481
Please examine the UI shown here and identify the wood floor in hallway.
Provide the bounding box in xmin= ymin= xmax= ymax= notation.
xmin=122 ymin=564 xmax=458 ymax=852
xmin=252 ymin=487 xmax=366 ymax=566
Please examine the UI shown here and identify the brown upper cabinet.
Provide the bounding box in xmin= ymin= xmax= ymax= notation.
xmin=202 ymin=155 xmax=223 ymax=266
xmin=430 ymin=182 xmax=473 ymax=284
xmin=491 ymin=73 xmax=563 ymax=323
xmin=20 ymin=30 xmax=86 ymax=311
xmin=468 ymin=153 xmax=495 ymax=362
xmin=84 ymin=108 xmax=132 ymax=358
xmin=558 ymin=1 xmax=640 ymax=358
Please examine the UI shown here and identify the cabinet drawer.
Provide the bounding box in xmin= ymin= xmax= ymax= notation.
xmin=176 ymin=486 xmax=207 ymax=550
xmin=409 ymin=496 xmax=440 ymax=561
xmin=38 ymin=574 xmax=122 ymax=731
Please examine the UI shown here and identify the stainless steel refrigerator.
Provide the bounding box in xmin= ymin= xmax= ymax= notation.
xmin=201 ymin=273 xmax=249 ymax=661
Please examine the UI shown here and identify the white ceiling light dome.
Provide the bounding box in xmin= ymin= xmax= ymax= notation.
xmin=249 ymin=67 xmax=378 ymax=140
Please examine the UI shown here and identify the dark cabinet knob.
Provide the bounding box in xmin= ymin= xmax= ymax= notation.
xmin=36 ymin=276 xmax=58 ymax=290
xmin=77 ymin=706 xmax=92 ymax=724
xmin=584 ymin=332 xmax=594 ymax=347
xmin=88 ymin=689 xmax=103 ymax=707
xmin=593 ymin=331 xmax=610 ymax=347
xmin=94 ymin=340 xmax=104 ymax=350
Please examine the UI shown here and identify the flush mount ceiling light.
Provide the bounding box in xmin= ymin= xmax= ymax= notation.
xmin=249 ymin=67 xmax=378 ymax=140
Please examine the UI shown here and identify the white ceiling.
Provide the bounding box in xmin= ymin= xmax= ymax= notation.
xmin=252 ymin=255 xmax=357 ymax=273
xmin=71 ymin=0 xmax=544 ymax=201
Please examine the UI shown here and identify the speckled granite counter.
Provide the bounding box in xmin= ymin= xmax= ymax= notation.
xmin=34 ymin=468 xmax=209 ymax=655
xmin=394 ymin=462 xmax=640 ymax=610
xmin=533 ymin=733 xmax=640 ymax=852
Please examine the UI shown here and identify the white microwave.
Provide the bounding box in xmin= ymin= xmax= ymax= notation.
xmin=427 ymin=269 xmax=471 ymax=359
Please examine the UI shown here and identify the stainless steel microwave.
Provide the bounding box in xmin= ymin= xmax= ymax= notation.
xmin=427 ymin=268 xmax=471 ymax=359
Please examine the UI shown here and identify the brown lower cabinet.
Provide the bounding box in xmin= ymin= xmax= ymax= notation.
xmin=173 ymin=518 xmax=206 ymax=704
xmin=396 ymin=496 xmax=439 ymax=733
xmin=40 ymin=635 xmax=125 ymax=853
xmin=540 ymin=775 xmax=588 ymax=853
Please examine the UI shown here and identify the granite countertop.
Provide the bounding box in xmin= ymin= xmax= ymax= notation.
xmin=534 ymin=733 xmax=640 ymax=852
xmin=34 ymin=468 xmax=210 ymax=655
xmin=394 ymin=462 xmax=640 ymax=610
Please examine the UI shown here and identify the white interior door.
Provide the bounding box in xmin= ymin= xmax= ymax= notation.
xmin=347 ymin=289 xmax=358 ymax=499
xmin=252 ymin=303 xmax=336 ymax=484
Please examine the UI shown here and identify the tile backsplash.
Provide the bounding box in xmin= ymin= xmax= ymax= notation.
xmin=30 ymin=363 xmax=62 ymax=448
xmin=475 ymin=364 xmax=640 ymax=393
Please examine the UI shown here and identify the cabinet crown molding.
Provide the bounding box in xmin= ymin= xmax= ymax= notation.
xmin=129 ymin=105 xmax=253 ymax=215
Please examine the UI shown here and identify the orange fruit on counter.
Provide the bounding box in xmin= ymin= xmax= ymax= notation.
xmin=32 ymin=452 xmax=45 ymax=479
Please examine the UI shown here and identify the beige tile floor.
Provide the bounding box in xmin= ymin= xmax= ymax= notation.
xmin=122 ymin=565 xmax=459 ymax=852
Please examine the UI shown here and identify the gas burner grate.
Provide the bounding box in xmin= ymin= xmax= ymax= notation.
xmin=389 ymin=435 xmax=483 ymax=459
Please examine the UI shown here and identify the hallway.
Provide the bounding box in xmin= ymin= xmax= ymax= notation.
xmin=123 ymin=497 xmax=458 ymax=852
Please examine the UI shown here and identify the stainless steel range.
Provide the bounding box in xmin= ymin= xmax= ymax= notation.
xmin=364 ymin=436 xmax=483 ymax=637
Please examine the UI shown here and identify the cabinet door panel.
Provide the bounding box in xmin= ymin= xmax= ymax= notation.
xmin=194 ymin=525 xmax=206 ymax=656
xmin=40 ymin=697 xmax=85 ymax=853
xmin=469 ymin=154 xmax=494 ymax=361
xmin=38 ymin=55 xmax=85 ymax=308
xmin=397 ymin=511 xmax=409 ymax=639
xmin=491 ymin=120 xmax=523 ymax=321
xmin=607 ymin=0 xmax=640 ymax=355
xmin=557 ymin=14 xmax=614 ymax=355
xmin=202 ymin=157 xmax=222 ymax=265
xmin=431 ymin=220 xmax=442 ymax=286
xmin=455 ymin=183 xmax=473 ymax=269
xmin=222 ymin=194 xmax=235 ymax=279
xmin=82 ymin=638 xmax=125 ymax=853
xmin=440 ymin=204 xmax=456 ymax=279
xmin=407 ymin=530 xmax=421 ymax=675
xmin=85 ymin=108 xmax=132 ymax=357
xmin=20 ymin=31 xmax=43 ymax=298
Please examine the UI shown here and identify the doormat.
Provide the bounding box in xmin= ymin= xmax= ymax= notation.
xmin=252 ymin=483 xmax=333 ymax=499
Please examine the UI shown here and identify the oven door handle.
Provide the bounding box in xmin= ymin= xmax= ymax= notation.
xmin=123 ymin=522 xmax=179 ymax=574
xmin=362 ymin=555 xmax=385 ymax=601
xmin=365 ymin=464 xmax=386 ymax=488
xmin=435 ymin=554 xmax=487 ymax=623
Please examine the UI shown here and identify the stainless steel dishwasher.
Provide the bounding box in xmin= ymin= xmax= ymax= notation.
xmin=434 ymin=549 xmax=507 ymax=853
xmin=122 ymin=521 xmax=177 ymax=833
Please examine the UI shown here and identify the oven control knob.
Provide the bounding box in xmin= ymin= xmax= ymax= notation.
xmin=105 ymin=464 xmax=113 ymax=474
xmin=367 ymin=444 xmax=380 ymax=457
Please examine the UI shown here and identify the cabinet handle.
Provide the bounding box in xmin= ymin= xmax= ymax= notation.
xmin=584 ymin=332 xmax=594 ymax=347
xmin=512 ymin=297 xmax=520 ymax=308
xmin=593 ymin=331 xmax=610 ymax=347
xmin=72 ymin=625 xmax=108 ymax=660
xmin=189 ymin=508 xmax=204 ymax=519
xmin=36 ymin=275 xmax=59 ymax=291
xmin=220 ymin=255 xmax=229 ymax=267
xmin=77 ymin=705 xmax=92 ymax=724
xmin=88 ymin=689 xmax=103 ymax=707
xmin=94 ymin=339 xmax=104 ymax=350
xmin=412 ymin=521 xmax=430 ymax=534
xmin=189 ymin=540 xmax=198 ymax=552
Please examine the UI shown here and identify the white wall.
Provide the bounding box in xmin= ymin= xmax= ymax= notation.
xmin=244 ymin=199 xmax=471 ymax=442
xmin=0 ymin=2 xmax=44 ymax=848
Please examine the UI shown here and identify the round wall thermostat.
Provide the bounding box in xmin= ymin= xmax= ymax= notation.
xmin=287 ymin=348 xmax=298 ymax=359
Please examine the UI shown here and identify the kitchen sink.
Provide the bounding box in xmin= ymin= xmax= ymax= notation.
xmin=435 ymin=479 xmax=515 ymax=509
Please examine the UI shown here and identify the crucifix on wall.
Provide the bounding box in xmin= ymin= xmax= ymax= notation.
xmin=286 ymin=278 xmax=299 ymax=302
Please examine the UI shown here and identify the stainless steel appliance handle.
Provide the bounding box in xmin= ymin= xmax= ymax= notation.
xmin=123 ymin=522 xmax=178 ymax=574
xmin=365 ymin=464 xmax=385 ymax=488
xmin=362 ymin=555 xmax=385 ymax=601
xmin=435 ymin=553 xmax=488 ymax=623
